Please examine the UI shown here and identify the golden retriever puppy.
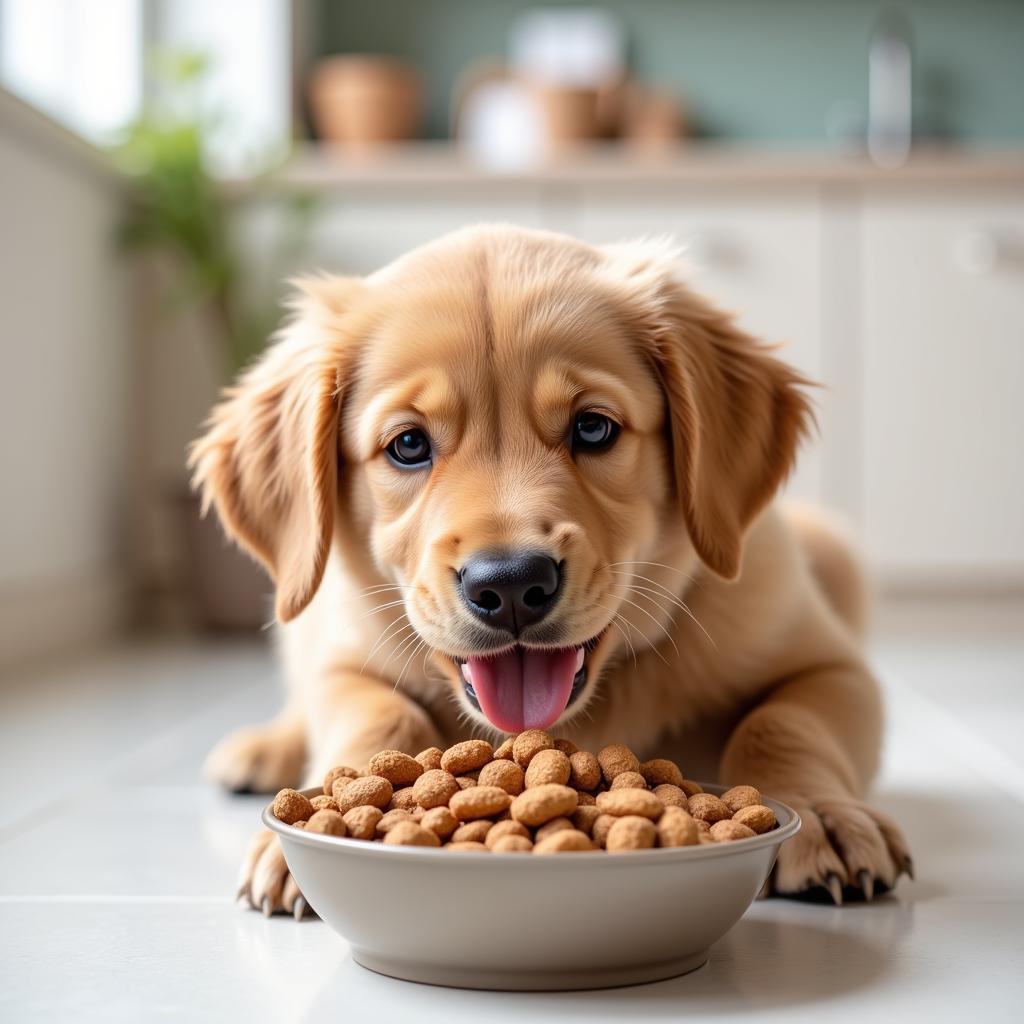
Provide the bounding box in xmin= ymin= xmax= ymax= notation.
xmin=191 ymin=224 xmax=910 ymax=916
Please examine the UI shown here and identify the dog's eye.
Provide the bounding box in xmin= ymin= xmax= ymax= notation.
xmin=572 ymin=412 xmax=619 ymax=454
xmin=386 ymin=428 xmax=432 ymax=468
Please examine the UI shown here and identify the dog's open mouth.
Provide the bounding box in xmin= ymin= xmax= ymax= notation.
xmin=454 ymin=634 xmax=603 ymax=732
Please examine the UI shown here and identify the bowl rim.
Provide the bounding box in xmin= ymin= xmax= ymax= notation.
xmin=262 ymin=782 xmax=801 ymax=865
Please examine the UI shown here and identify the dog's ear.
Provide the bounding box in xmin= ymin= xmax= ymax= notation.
xmin=602 ymin=241 xmax=815 ymax=579
xmin=188 ymin=276 xmax=364 ymax=622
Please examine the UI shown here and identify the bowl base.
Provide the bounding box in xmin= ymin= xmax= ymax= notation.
xmin=352 ymin=948 xmax=709 ymax=991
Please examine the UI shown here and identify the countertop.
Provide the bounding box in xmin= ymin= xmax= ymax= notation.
xmin=1 ymin=600 xmax=1023 ymax=1022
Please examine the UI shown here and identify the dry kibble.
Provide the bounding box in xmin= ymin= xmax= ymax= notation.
xmin=699 ymin=832 xmax=717 ymax=845
xmin=596 ymin=789 xmax=664 ymax=821
xmin=653 ymin=784 xmax=689 ymax=810
xmin=534 ymin=829 xmax=594 ymax=853
xmin=415 ymin=747 xmax=443 ymax=771
xmin=305 ymin=809 xmax=347 ymax=837
xmin=591 ymin=814 xmax=616 ymax=848
xmin=510 ymin=783 xmax=578 ymax=826
xmin=309 ymin=794 xmax=338 ymax=813
xmin=440 ymin=740 xmax=493 ymax=775
xmin=449 ymin=786 xmax=513 ymax=821
xmin=292 ymin=821 xmax=307 ymax=829
xmin=721 ymin=785 xmax=763 ymax=813
xmin=524 ymin=749 xmax=571 ymax=788
xmin=477 ymin=759 xmax=525 ymax=795
xmin=322 ymin=765 xmax=359 ymax=796
xmin=575 ymin=791 xmax=596 ymax=806
xmin=571 ymin=804 xmax=602 ymax=835
xmin=492 ymin=737 xmax=515 ymax=760
xmin=710 ymin=820 xmax=757 ymax=843
xmin=375 ymin=808 xmax=413 ymax=835
xmin=272 ymin=789 xmax=314 ymax=825
xmin=679 ymin=780 xmax=705 ymax=798
xmin=411 ymin=769 xmax=460 ymax=809
xmin=368 ymin=750 xmax=424 ymax=786
xmin=657 ymin=806 xmax=700 ymax=847
xmin=389 ymin=787 xmax=421 ymax=812
xmin=512 ymin=729 xmax=555 ymax=767
xmin=606 ymin=815 xmax=657 ymax=852
xmin=610 ymin=771 xmax=648 ymax=790
xmin=568 ymin=751 xmax=602 ymax=791
xmin=640 ymin=758 xmax=686 ymax=788
xmin=446 ymin=841 xmax=489 ymax=852
xmin=334 ymin=775 xmax=393 ymax=814
xmin=342 ymin=805 xmax=384 ymax=840
xmin=455 ymin=777 xmax=477 ymax=790
xmin=419 ymin=806 xmax=459 ymax=839
xmin=485 ymin=820 xmax=530 ymax=849
xmin=688 ymin=793 xmax=732 ymax=824
xmin=597 ymin=743 xmax=640 ymax=783
xmin=383 ymin=821 xmax=441 ymax=847
xmin=491 ymin=834 xmax=533 ymax=853
xmin=694 ymin=818 xmax=711 ymax=835
xmin=733 ymin=804 xmax=777 ymax=834
xmin=535 ymin=817 xmax=574 ymax=842
xmin=553 ymin=738 xmax=579 ymax=755
xmin=452 ymin=820 xmax=493 ymax=843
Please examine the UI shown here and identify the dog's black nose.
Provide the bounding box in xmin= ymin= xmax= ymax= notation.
xmin=459 ymin=551 xmax=561 ymax=633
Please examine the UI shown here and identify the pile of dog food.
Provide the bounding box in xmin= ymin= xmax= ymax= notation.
xmin=271 ymin=729 xmax=777 ymax=853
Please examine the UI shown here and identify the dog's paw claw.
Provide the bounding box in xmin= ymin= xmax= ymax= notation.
xmin=825 ymin=872 xmax=844 ymax=906
xmin=293 ymin=897 xmax=307 ymax=922
xmin=857 ymin=869 xmax=875 ymax=902
xmin=236 ymin=829 xmax=308 ymax=919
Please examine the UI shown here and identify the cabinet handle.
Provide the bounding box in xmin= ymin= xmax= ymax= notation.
xmin=952 ymin=230 xmax=1004 ymax=276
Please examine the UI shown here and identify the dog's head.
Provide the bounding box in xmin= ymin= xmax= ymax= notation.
xmin=191 ymin=225 xmax=812 ymax=734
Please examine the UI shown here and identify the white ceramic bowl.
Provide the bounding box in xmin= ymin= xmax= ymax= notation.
xmin=264 ymin=784 xmax=800 ymax=991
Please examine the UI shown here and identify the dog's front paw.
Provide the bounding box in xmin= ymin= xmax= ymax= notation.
xmin=205 ymin=721 xmax=306 ymax=794
xmin=236 ymin=829 xmax=311 ymax=920
xmin=771 ymin=795 xmax=912 ymax=904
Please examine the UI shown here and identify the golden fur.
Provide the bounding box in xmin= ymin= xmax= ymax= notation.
xmin=191 ymin=225 xmax=909 ymax=913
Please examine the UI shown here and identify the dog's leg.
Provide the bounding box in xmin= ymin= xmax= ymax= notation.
xmin=204 ymin=700 xmax=306 ymax=794
xmin=720 ymin=661 xmax=912 ymax=903
xmin=242 ymin=669 xmax=443 ymax=918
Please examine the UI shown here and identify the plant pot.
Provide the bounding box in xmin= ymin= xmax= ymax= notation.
xmin=308 ymin=56 xmax=422 ymax=148
xmin=178 ymin=494 xmax=272 ymax=631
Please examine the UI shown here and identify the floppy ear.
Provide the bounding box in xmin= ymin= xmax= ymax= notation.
xmin=188 ymin=276 xmax=364 ymax=622
xmin=602 ymin=241 xmax=815 ymax=579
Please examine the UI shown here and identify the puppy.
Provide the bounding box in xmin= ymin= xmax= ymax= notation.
xmin=191 ymin=224 xmax=910 ymax=915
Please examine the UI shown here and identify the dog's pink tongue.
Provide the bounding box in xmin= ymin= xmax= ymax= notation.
xmin=467 ymin=648 xmax=579 ymax=733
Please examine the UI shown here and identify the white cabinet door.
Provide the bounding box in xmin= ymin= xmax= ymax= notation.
xmin=575 ymin=189 xmax=824 ymax=503
xmin=862 ymin=191 xmax=1024 ymax=584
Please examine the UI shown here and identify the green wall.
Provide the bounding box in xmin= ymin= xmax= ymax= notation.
xmin=312 ymin=0 xmax=1024 ymax=143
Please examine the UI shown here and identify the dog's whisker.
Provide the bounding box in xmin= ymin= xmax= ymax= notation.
xmin=361 ymin=615 xmax=414 ymax=672
xmin=608 ymin=571 xmax=718 ymax=650
xmin=595 ymin=602 xmax=639 ymax=668
xmin=356 ymin=599 xmax=409 ymax=621
xmin=395 ymin=637 xmax=428 ymax=693
xmin=605 ymin=561 xmax=702 ymax=589
xmin=611 ymin=592 xmax=679 ymax=662
xmin=383 ymin=627 xmax=425 ymax=674
xmin=608 ymin=568 xmax=690 ymax=603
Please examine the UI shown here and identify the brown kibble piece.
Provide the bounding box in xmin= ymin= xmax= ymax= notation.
xmin=383 ymin=821 xmax=441 ymax=847
xmin=272 ymin=789 xmax=314 ymax=825
xmin=477 ymin=759 xmax=525 ymax=795
xmin=322 ymin=765 xmax=359 ymax=796
xmin=657 ymin=806 xmax=700 ymax=847
xmin=484 ymin=820 xmax=530 ymax=848
xmin=411 ymin=769 xmax=460 ymax=809
xmin=510 ymin=783 xmax=578 ymax=826
xmin=679 ymin=780 xmax=704 ymax=798
xmin=367 ymin=750 xmax=424 ymax=786
xmin=389 ymin=787 xmax=421 ymax=811
xmin=610 ymin=771 xmax=648 ymax=790
xmin=640 ymin=758 xmax=685 ymax=788
xmin=375 ymin=808 xmax=413 ymax=835
xmin=575 ymin=791 xmax=596 ymax=806
xmin=450 ymin=786 xmax=513 ymax=821
xmin=524 ymin=748 xmax=571 ymax=788
xmin=512 ymin=729 xmax=555 ymax=766
xmin=653 ymin=784 xmax=689 ymax=810
xmin=596 ymin=789 xmax=664 ymax=821
xmin=535 ymin=816 xmax=574 ymax=842
xmin=597 ymin=743 xmax=640 ymax=783
xmin=451 ymin=820 xmax=493 ymax=843
xmin=446 ymin=841 xmax=488 ymax=851
xmin=553 ymin=738 xmax=579 ymax=755
xmin=419 ymin=806 xmax=459 ymax=839
xmin=710 ymin=820 xmax=757 ymax=843
xmin=606 ymin=815 xmax=658 ymax=851
xmin=694 ymin=818 xmax=711 ymax=835
xmin=721 ymin=785 xmax=763 ymax=813
xmin=440 ymin=739 xmax=493 ymax=775
xmin=305 ymin=809 xmax=347 ymax=836
xmin=455 ymin=776 xmax=477 ymax=790
xmin=591 ymin=814 xmax=616 ymax=847
xmin=699 ymin=831 xmax=717 ymax=845
xmin=688 ymin=793 xmax=732 ymax=824
xmin=571 ymin=804 xmax=602 ymax=835
xmin=415 ymin=747 xmax=443 ymax=770
xmin=534 ymin=829 xmax=594 ymax=853
xmin=733 ymin=804 xmax=776 ymax=834
xmin=342 ymin=805 xmax=384 ymax=840
xmin=309 ymin=794 xmax=338 ymax=813
xmin=568 ymin=751 xmax=602 ymax=791
xmin=491 ymin=834 xmax=533 ymax=853
xmin=492 ymin=737 xmax=515 ymax=760
xmin=292 ymin=821 xmax=307 ymax=829
xmin=334 ymin=775 xmax=393 ymax=813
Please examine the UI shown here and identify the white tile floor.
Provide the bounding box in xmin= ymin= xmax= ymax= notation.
xmin=2 ymin=601 xmax=1023 ymax=1022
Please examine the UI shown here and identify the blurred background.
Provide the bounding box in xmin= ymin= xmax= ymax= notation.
xmin=0 ymin=0 xmax=1021 ymax=687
